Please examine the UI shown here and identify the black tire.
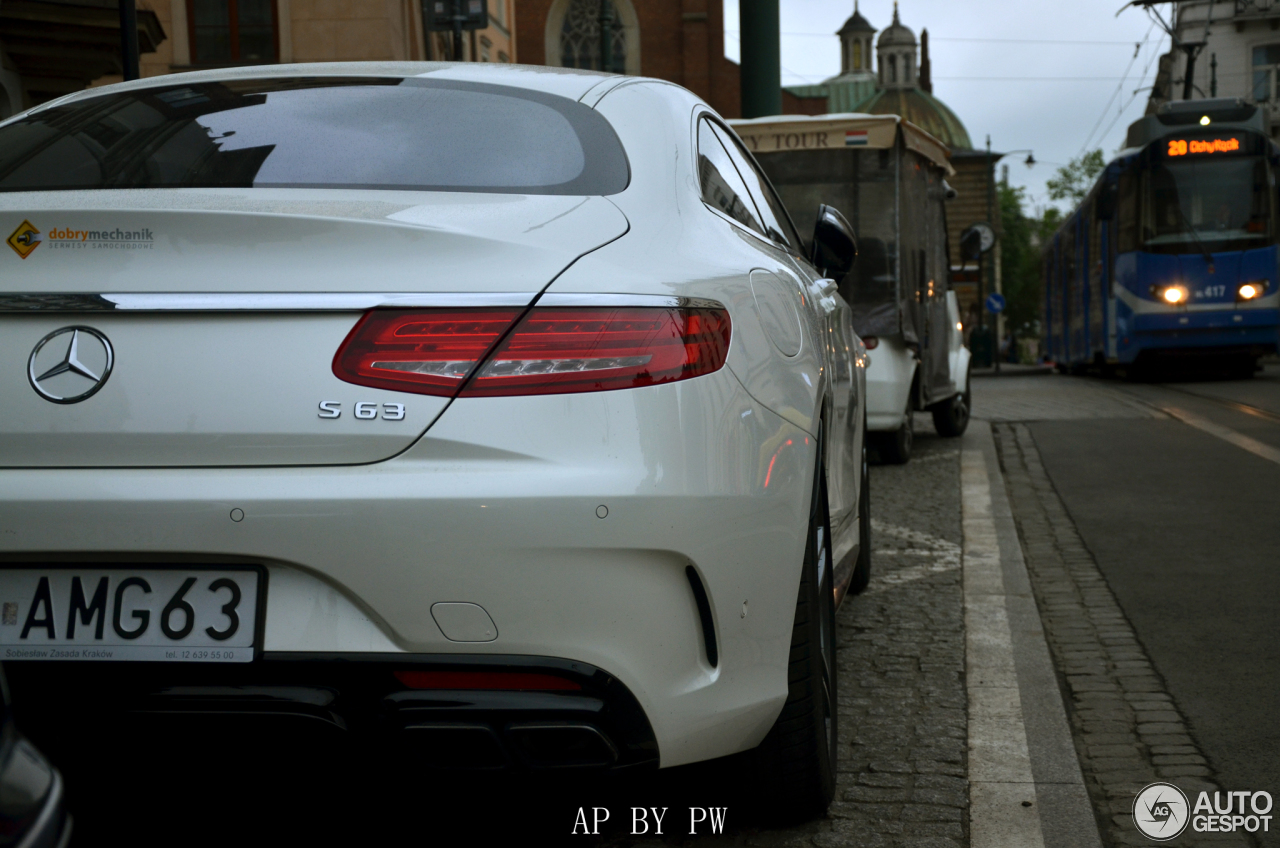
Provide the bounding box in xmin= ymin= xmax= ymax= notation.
xmin=878 ymin=404 xmax=913 ymax=464
xmin=754 ymin=458 xmax=838 ymax=822
xmin=848 ymin=441 xmax=872 ymax=595
xmin=931 ymin=372 xmax=971 ymax=437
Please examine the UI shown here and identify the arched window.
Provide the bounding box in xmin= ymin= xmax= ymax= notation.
xmin=889 ymin=54 xmax=897 ymax=83
xmin=853 ymin=40 xmax=862 ymax=71
xmin=546 ymin=0 xmax=640 ymax=75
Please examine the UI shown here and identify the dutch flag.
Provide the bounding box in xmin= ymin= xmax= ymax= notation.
xmin=845 ymin=130 xmax=869 ymax=146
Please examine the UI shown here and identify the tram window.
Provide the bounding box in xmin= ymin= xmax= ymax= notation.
xmin=1142 ymin=155 xmax=1272 ymax=251
xmin=1117 ymin=169 xmax=1139 ymax=253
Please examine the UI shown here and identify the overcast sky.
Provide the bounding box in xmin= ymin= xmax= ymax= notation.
xmin=723 ymin=0 xmax=1168 ymax=216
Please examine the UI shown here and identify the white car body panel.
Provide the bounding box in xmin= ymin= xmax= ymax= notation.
xmin=1 ymin=368 xmax=810 ymax=766
xmin=0 ymin=191 xmax=627 ymax=296
xmin=947 ymin=291 xmax=972 ymax=395
xmin=0 ymin=63 xmax=866 ymax=770
xmin=865 ymin=334 xmax=917 ymax=432
xmin=0 ymin=192 xmax=627 ymax=466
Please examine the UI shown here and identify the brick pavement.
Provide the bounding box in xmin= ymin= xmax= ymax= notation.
xmin=994 ymin=422 xmax=1248 ymax=848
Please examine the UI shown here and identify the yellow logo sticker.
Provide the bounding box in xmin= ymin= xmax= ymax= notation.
xmin=7 ymin=220 xmax=41 ymax=259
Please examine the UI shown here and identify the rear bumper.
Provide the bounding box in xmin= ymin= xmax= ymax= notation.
xmin=0 ymin=369 xmax=813 ymax=768
xmin=865 ymin=336 xmax=916 ymax=431
xmin=8 ymin=653 xmax=658 ymax=772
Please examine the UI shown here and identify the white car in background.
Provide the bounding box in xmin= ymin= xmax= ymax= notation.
xmin=0 ymin=63 xmax=869 ymax=820
xmin=864 ymin=289 xmax=971 ymax=462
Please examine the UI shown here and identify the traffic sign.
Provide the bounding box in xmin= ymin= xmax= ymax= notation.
xmin=985 ymin=293 xmax=1006 ymax=314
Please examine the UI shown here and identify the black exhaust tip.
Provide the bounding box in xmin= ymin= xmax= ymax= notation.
xmin=506 ymin=723 xmax=618 ymax=768
xmin=401 ymin=723 xmax=508 ymax=769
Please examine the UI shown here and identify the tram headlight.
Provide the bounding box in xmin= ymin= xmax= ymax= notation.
xmin=1238 ymin=281 xmax=1267 ymax=301
xmin=1154 ymin=284 xmax=1189 ymax=305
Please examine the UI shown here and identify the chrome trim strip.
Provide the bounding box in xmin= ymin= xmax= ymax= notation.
xmin=536 ymin=293 xmax=726 ymax=309
xmin=0 ymin=293 xmax=539 ymax=312
xmin=0 ymin=292 xmax=728 ymax=312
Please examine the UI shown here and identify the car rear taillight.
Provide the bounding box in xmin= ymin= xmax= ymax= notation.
xmin=393 ymin=671 xmax=582 ymax=690
xmin=332 ymin=309 xmax=522 ymax=396
xmin=333 ymin=307 xmax=731 ymax=397
xmin=462 ymin=307 xmax=730 ymax=397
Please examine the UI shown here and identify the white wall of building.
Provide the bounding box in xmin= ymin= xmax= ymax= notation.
xmin=1160 ymin=0 xmax=1280 ymax=134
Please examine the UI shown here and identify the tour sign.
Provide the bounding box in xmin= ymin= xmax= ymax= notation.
xmin=1166 ymin=136 xmax=1242 ymax=157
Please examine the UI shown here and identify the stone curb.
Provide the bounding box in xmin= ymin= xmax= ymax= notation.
xmin=963 ymin=423 xmax=1103 ymax=848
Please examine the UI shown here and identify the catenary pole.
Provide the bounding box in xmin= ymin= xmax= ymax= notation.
xmin=599 ymin=0 xmax=612 ymax=72
xmin=452 ymin=0 xmax=464 ymax=60
xmin=119 ymin=0 xmax=140 ymax=80
xmin=739 ymin=0 xmax=781 ymax=118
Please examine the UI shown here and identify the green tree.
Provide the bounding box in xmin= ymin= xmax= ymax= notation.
xmin=1046 ymin=149 xmax=1106 ymax=207
xmin=999 ymin=183 xmax=1039 ymax=342
xmin=998 ymin=188 xmax=1063 ymax=350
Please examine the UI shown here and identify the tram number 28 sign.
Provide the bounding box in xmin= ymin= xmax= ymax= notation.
xmin=1166 ymin=136 xmax=1242 ymax=157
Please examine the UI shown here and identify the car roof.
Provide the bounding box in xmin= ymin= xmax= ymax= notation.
xmin=39 ymin=62 xmax=622 ymax=111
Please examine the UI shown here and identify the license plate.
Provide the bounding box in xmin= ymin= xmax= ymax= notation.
xmin=0 ymin=568 xmax=261 ymax=663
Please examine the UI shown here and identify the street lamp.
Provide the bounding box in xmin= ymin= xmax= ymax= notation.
xmin=981 ymin=146 xmax=1035 ymax=371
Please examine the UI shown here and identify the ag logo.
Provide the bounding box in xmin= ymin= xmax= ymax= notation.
xmin=1134 ymin=782 xmax=1190 ymax=841
xmin=7 ymin=220 xmax=41 ymax=259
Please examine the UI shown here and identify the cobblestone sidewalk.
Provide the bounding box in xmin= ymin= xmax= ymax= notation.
xmin=825 ymin=435 xmax=968 ymax=848
xmin=993 ymin=423 xmax=1248 ymax=848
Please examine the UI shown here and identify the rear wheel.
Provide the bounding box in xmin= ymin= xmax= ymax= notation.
xmin=754 ymin=457 xmax=837 ymax=822
xmin=877 ymin=398 xmax=913 ymax=464
xmin=848 ymin=442 xmax=872 ymax=595
xmin=931 ymin=371 xmax=971 ymax=437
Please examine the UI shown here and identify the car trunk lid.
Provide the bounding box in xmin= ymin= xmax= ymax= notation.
xmin=0 ymin=190 xmax=628 ymax=467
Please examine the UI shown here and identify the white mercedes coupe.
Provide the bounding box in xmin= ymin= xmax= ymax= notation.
xmin=0 ymin=63 xmax=868 ymax=819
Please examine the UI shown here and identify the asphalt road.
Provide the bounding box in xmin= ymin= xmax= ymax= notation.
xmin=1025 ymin=367 xmax=1280 ymax=825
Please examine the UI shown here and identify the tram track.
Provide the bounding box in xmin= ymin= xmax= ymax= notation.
xmin=1149 ymin=382 xmax=1280 ymax=426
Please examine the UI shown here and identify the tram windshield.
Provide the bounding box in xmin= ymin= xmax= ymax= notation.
xmin=1141 ymin=153 xmax=1274 ymax=253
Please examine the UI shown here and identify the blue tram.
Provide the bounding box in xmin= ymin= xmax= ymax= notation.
xmin=1042 ymin=98 xmax=1280 ymax=374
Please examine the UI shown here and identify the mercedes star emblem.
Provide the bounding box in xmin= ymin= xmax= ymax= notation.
xmin=28 ymin=326 xmax=114 ymax=403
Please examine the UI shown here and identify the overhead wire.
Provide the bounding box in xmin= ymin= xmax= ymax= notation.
xmin=1093 ymin=28 xmax=1170 ymax=151
xmin=1077 ymin=18 xmax=1157 ymax=156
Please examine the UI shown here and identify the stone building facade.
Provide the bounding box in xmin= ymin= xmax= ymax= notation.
xmin=0 ymin=0 xmax=516 ymax=114
xmin=513 ymin=0 xmax=740 ymax=118
xmin=1147 ymin=0 xmax=1280 ymax=139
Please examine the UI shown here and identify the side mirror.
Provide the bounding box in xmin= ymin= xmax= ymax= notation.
xmin=810 ymin=204 xmax=857 ymax=278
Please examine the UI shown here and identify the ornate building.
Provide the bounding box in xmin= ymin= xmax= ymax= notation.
xmin=513 ymin=0 xmax=740 ymax=118
xmin=783 ymin=3 xmax=970 ymax=150
xmin=780 ymin=2 xmax=994 ymax=334
xmin=0 ymin=0 xmax=517 ymax=115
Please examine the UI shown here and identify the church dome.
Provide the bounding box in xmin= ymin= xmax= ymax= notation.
xmin=857 ymin=87 xmax=973 ymax=150
xmin=838 ymin=4 xmax=875 ymax=35
xmin=877 ymin=5 xmax=916 ymax=48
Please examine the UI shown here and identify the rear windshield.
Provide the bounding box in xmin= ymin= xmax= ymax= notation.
xmin=0 ymin=77 xmax=630 ymax=195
